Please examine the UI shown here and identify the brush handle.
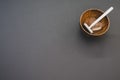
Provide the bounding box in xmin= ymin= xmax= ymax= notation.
xmin=89 ymin=7 xmax=114 ymax=28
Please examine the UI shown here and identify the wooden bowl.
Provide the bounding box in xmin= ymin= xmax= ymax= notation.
xmin=80 ymin=9 xmax=110 ymax=36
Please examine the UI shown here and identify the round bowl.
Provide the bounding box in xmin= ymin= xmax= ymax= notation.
xmin=80 ymin=8 xmax=110 ymax=36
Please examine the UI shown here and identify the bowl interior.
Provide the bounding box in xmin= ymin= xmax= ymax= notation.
xmin=80 ymin=9 xmax=110 ymax=36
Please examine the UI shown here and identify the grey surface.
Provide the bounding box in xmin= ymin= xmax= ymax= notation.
xmin=0 ymin=0 xmax=120 ymax=80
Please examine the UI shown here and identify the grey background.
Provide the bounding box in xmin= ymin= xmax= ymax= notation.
xmin=0 ymin=0 xmax=120 ymax=80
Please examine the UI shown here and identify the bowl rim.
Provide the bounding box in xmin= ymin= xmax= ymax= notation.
xmin=80 ymin=8 xmax=110 ymax=36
